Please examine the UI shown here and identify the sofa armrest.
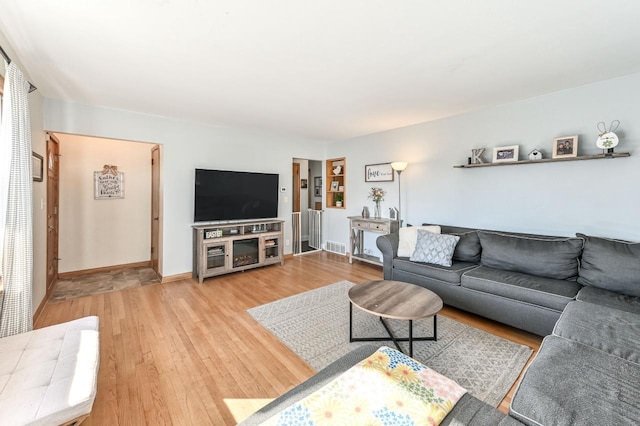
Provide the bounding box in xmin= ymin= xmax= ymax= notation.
xmin=377 ymin=233 xmax=399 ymax=280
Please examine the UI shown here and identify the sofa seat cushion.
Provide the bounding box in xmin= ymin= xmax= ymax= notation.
xmin=461 ymin=266 xmax=580 ymax=311
xmin=510 ymin=335 xmax=640 ymax=426
xmin=553 ymin=301 xmax=640 ymax=363
xmin=393 ymin=257 xmax=478 ymax=284
xmin=478 ymin=231 xmax=583 ymax=280
xmin=577 ymin=233 xmax=640 ymax=297
xmin=576 ymin=286 xmax=640 ymax=315
xmin=0 ymin=316 xmax=100 ymax=426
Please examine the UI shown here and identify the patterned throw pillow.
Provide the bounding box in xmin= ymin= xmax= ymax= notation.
xmin=397 ymin=225 xmax=441 ymax=257
xmin=410 ymin=230 xmax=460 ymax=267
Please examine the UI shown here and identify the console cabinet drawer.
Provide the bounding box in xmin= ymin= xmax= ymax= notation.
xmin=369 ymin=222 xmax=389 ymax=232
xmin=351 ymin=220 xmax=369 ymax=229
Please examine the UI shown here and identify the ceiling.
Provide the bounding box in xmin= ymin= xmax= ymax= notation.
xmin=2 ymin=1 xmax=640 ymax=141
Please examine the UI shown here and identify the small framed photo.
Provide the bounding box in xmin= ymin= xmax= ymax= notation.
xmin=493 ymin=145 xmax=519 ymax=163
xmin=552 ymin=135 xmax=578 ymax=158
xmin=301 ymin=179 xmax=308 ymax=189
xmin=32 ymin=152 xmax=43 ymax=182
xmin=314 ymin=177 xmax=322 ymax=187
xmin=314 ymin=187 xmax=321 ymax=197
xmin=330 ymin=181 xmax=339 ymax=191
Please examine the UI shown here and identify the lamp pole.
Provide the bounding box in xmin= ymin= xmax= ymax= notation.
xmin=390 ymin=162 xmax=408 ymax=226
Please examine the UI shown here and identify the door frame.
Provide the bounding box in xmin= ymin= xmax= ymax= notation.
xmin=151 ymin=145 xmax=162 ymax=277
xmin=45 ymin=132 xmax=60 ymax=297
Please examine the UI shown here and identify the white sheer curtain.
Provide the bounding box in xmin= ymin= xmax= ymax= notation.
xmin=0 ymin=61 xmax=33 ymax=337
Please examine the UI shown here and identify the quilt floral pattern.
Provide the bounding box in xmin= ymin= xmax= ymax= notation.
xmin=263 ymin=346 xmax=467 ymax=425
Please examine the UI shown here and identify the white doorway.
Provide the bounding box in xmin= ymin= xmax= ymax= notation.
xmin=292 ymin=158 xmax=323 ymax=255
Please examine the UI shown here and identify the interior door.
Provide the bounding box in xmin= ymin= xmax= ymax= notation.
xmin=46 ymin=134 xmax=60 ymax=294
xmin=292 ymin=162 xmax=300 ymax=213
xmin=151 ymin=145 xmax=160 ymax=274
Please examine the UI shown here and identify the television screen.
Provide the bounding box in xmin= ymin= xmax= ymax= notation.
xmin=194 ymin=169 xmax=279 ymax=222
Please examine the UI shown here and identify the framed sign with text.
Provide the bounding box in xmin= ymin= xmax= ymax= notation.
xmin=365 ymin=163 xmax=394 ymax=182
xmin=94 ymin=165 xmax=125 ymax=199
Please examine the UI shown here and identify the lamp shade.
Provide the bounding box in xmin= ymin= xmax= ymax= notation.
xmin=391 ymin=161 xmax=408 ymax=172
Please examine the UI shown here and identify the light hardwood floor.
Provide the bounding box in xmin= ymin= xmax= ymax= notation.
xmin=38 ymin=252 xmax=542 ymax=425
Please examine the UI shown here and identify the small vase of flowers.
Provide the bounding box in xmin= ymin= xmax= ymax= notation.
xmin=368 ymin=187 xmax=385 ymax=218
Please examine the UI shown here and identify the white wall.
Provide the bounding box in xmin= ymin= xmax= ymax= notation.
xmin=44 ymin=100 xmax=327 ymax=277
xmin=0 ymin=31 xmax=47 ymax=314
xmin=326 ymin=72 xmax=640 ymax=259
xmin=56 ymin=134 xmax=152 ymax=272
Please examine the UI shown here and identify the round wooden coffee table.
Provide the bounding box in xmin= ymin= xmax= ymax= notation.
xmin=349 ymin=280 xmax=443 ymax=357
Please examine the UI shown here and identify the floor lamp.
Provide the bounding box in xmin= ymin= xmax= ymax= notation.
xmin=391 ymin=162 xmax=408 ymax=226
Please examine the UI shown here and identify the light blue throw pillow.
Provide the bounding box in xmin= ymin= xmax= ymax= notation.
xmin=410 ymin=230 xmax=460 ymax=267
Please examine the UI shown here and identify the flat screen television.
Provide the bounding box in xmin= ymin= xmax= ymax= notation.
xmin=194 ymin=169 xmax=279 ymax=222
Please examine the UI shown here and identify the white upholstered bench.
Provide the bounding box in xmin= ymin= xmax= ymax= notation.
xmin=0 ymin=316 xmax=100 ymax=426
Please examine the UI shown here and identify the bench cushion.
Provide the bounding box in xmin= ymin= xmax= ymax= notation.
xmin=478 ymin=231 xmax=583 ymax=280
xmin=576 ymin=286 xmax=640 ymax=315
xmin=393 ymin=258 xmax=478 ymax=284
xmin=461 ymin=266 xmax=580 ymax=312
xmin=0 ymin=316 xmax=100 ymax=426
xmin=577 ymin=233 xmax=640 ymax=297
xmin=510 ymin=335 xmax=640 ymax=426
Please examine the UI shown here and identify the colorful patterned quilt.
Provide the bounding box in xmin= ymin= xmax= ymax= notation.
xmin=262 ymin=346 xmax=467 ymax=425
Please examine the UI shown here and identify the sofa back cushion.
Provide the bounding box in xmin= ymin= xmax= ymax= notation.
xmin=422 ymin=224 xmax=481 ymax=263
xmin=576 ymin=233 xmax=640 ymax=297
xmin=478 ymin=231 xmax=583 ymax=280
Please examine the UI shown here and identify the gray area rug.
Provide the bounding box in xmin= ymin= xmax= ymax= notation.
xmin=248 ymin=280 xmax=532 ymax=407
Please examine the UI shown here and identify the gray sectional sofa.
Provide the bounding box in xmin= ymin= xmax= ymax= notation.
xmin=377 ymin=224 xmax=640 ymax=425
xmin=243 ymin=225 xmax=640 ymax=425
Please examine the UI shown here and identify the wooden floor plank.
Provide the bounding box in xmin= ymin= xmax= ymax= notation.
xmin=38 ymin=251 xmax=542 ymax=425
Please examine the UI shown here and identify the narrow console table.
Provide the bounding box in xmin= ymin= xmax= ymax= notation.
xmin=348 ymin=216 xmax=399 ymax=266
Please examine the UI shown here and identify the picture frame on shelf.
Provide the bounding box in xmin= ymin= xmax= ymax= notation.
xmin=552 ymin=135 xmax=578 ymax=158
xmin=365 ymin=162 xmax=394 ymax=182
xmin=32 ymin=151 xmax=43 ymax=182
xmin=330 ymin=181 xmax=339 ymax=191
xmin=493 ymin=145 xmax=519 ymax=163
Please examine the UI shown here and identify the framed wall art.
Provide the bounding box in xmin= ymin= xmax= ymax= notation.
xmin=493 ymin=145 xmax=519 ymax=163
xmin=32 ymin=152 xmax=43 ymax=182
xmin=94 ymin=164 xmax=125 ymax=199
xmin=552 ymin=135 xmax=578 ymax=158
xmin=365 ymin=163 xmax=394 ymax=182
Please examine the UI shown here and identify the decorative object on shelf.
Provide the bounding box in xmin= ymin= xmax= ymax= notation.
xmin=493 ymin=145 xmax=519 ymax=163
xmin=365 ymin=162 xmax=394 ymax=182
xmin=389 ymin=207 xmax=399 ymax=220
xmin=528 ymin=149 xmax=543 ymax=161
xmin=368 ymin=187 xmax=386 ymax=218
xmin=471 ymin=148 xmax=487 ymax=164
xmin=31 ymin=151 xmax=43 ymax=182
xmin=362 ymin=206 xmax=370 ymax=218
xmin=301 ymin=179 xmax=308 ymax=189
xmin=333 ymin=165 xmax=342 ymax=175
xmin=94 ymin=164 xmax=124 ymax=199
xmin=338 ymin=185 xmax=344 ymax=191
xmin=390 ymin=162 xmax=408 ymax=226
xmin=596 ymin=120 xmax=620 ymax=153
xmin=552 ymin=135 xmax=578 ymax=158
xmin=335 ymin=193 xmax=344 ymax=208
xmin=330 ymin=181 xmax=339 ymax=191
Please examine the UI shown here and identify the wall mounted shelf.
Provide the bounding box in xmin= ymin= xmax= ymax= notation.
xmin=454 ymin=152 xmax=630 ymax=168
